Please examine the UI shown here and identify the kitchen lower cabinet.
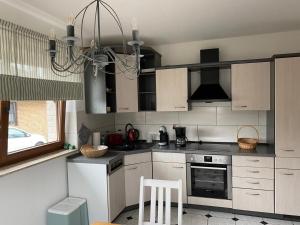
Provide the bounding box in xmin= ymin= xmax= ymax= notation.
xmin=232 ymin=156 xmax=274 ymax=213
xmin=233 ymin=188 xmax=274 ymax=213
xmin=153 ymin=161 xmax=187 ymax=203
xmin=275 ymin=57 xmax=300 ymax=157
xmin=275 ymin=168 xmax=300 ymax=216
xmin=125 ymin=162 xmax=152 ymax=207
xmin=156 ymin=68 xmax=188 ymax=112
xmin=67 ymin=162 xmax=125 ymax=223
xmin=231 ymin=62 xmax=270 ymax=111
xmin=108 ymin=167 xmax=126 ymax=220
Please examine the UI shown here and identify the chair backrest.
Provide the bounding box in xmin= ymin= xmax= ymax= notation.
xmin=138 ymin=176 xmax=182 ymax=225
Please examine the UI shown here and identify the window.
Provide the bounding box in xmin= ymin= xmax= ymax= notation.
xmin=0 ymin=101 xmax=65 ymax=167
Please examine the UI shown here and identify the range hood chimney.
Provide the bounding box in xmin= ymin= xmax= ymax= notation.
xmin=190 ymin=48 xmax=230 ymax=102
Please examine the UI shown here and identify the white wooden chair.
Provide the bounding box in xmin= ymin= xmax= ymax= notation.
xmin=138 ymin=176 xmax=183 ymax=225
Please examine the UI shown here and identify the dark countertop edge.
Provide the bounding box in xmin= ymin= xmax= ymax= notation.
xmin=68 ymin=143 xmax=275 ymax=164
xmin=67 ymin=152 xmax=125 ymax=165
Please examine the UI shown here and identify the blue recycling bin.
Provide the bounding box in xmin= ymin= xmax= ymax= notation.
xmin=47 ymin=197 xmax=89 ymax=225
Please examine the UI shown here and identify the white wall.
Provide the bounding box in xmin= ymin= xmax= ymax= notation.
xmin=0 ymin=157 xmax=68 ymax=225
xmin=153 ymin=30 xmax=300 ymax=65
xmin=65 ymin=100 xmax=115 ymax=147
xmin=127 ymin=29 xmax=300 ymax=143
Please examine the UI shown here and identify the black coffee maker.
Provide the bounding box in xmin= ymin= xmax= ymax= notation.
xmin=173 ymin=126 xmax=188 ymax=147
xmin=158 ymin=126 xmax=169 ymax=146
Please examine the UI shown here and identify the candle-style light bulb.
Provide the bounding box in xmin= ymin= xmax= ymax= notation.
xmin=49 ymin=29 xmax=56 ymax=40
xmin=131 ymin=17 xmax=138 ymax=31
xmin=67 ymin=15 xmax=75 ymax=26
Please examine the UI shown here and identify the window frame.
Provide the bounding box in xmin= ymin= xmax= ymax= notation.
xmin=0 ymin=101 xmax=66 ymax=167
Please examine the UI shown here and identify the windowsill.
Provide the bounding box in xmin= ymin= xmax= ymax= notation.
xmin=0 ymin=149 xmax=78 ymax=177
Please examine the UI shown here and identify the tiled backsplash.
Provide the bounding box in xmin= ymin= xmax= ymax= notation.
xmin=115 ymin=106 xmax=267 ymax=143
xmin=65 ymin=101 xmax=268 ymax=147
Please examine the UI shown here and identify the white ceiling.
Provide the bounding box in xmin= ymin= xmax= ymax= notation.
xmin=1 ymin=0 xmax=300 ymax=45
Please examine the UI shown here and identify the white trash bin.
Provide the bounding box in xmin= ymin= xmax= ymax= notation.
xmin=47 ymin=197 xmax=89 ymax=225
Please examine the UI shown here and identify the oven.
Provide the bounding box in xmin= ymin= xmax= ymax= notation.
xmin=186 ymin=154 xmax=232 ymax=200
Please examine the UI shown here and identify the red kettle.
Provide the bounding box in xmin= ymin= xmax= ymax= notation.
xmin=125 ymin=123 xmax=139 ymax=142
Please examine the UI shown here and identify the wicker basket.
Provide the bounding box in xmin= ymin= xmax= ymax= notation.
xmin=237 ymin=126 xmax=259 ymax=151
xmin=80 ymin=144 xmax=108 ymax=158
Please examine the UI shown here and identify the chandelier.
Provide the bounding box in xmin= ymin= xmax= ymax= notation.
xmin=48 ymin=0 xmax=144 ymax=79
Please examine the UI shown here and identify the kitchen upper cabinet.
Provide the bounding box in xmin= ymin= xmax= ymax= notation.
xmin=156 ymin=68 xmax=188 ymax=112
xmin=275 ymin=168 xmax=300 ymax=216
xmin=115 ymin=54 xmax=138 ymax=112
xmin=231 ymin=62 xmax=270 ymax=111
xmin=153 ymin=161 xmax=187 ymax=203
xmin=275 ymin=57 xmax=300 ymax=157
xmin=125 ymin=162 xmax=152 ymax=206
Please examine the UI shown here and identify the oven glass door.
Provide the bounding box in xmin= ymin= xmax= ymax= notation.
xmin=189 ymin=163 xmax=228 ymax=199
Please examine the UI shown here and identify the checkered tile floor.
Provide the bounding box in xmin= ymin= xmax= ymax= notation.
xmin=114 ymin=206 xmax=300 ymax=225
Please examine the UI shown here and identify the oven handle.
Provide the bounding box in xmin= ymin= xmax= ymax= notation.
xmin=190 ymin=166 xmax=227 ymax=171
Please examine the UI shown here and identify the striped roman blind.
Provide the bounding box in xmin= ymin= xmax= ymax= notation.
xmin=0 ymin=19 xmax=83 ymax=100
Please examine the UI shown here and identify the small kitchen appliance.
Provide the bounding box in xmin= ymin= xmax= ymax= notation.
xmin=125 ymin=123 xmax=139 ymax=143
xmin=173 ymin=126 xmax=188 ymax=147
xmin=158 ymin=126 xmax=169 ymax=146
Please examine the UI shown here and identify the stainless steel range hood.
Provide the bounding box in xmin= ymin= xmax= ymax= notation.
xmin=190 ymin=49 xmax=230 ymax=102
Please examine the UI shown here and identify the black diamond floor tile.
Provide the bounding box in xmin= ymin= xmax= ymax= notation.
xmin=183 ymin=211 xmax=187 ymax=215
xmin=260 ymin=221 xmax=268 ymax=225
xmin=205 ymin=214 xmax=212 ymax=218
xmin=126 ymin=216 xmax=133 ymax=220
xmin=232 ymin=217 xmax=239 ymax=221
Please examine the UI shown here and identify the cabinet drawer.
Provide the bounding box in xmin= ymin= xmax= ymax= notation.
xmin=276 ymin=157 xmax=300 ymax=169
xmin=233 ymin=156 xmax=274 ymax=168
xmin=233 ymin=166 xmax=274 ymax=179
xmin=152 ymin=152 xmax=185 ymax=163
xmin=232 ymin=177 xmax=274 ymax=190
xmin=124 ymin=152 xmax=152 ymax=166
xmin=233 ymin=188 xmax=274 ymax=213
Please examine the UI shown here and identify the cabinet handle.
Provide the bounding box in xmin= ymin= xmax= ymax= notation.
xmin=174 ymin=106 xmax=186 ymax=109
xmin=246 ymin=193 xmax=260 ymax=196
xmin=127 ymin=167 xmax=138 ymax=170
xmin=283 ymin=173 xmax=294 ymax=176
xmin=281 ymin=149 xmax=295 ymax=152
xmin=173 ymin=166 xmax=184 ymax=169
xmin=247 ymin=181 xmax=260 ymax=185
xmin=239 ymin=105 xmax=248 ymax=108
xmin=119 ymin=107 xmax=129 ymax=110
xmin=247 ymin=170 xmax=260 ymax=173
xmin=247 ymin=159 xmax=260 ymax=162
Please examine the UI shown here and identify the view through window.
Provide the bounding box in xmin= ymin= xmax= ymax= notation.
xmin=7 ymin=101 xmax=58 ymax=154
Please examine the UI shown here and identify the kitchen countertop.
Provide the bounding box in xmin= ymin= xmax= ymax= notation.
xmin=110 ymin=142 xmax=275 ymax=157
xmin=151 ymin=142 xmax=275 ymax=157
xmin=67 ymin=151 xmax=124 ymax=165
xmin=69 ymin=142 xmax=275 ymax=164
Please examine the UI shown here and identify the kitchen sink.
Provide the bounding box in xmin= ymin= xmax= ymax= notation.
xmin=110 ymin=142 xmax=155 ymax=151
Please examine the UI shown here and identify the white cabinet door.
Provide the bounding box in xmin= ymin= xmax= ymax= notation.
xmin=153 ymin=162 xmax=187 ymax=203
xmin=125 ymin=162 xmax=152 ymax=207
xmin=67 ymin=163 xmax=109 ymax=223
xmin=275 ymin=57 xmax=300 ymax=157
xmin=233 ymin=188 xmax=274 ymax=213
xmin=232 ymin=62 xmax=270 ymax=110
xmin=108 ymin=167 xmax=126 ymax=221
xmin=275 ymin=169 xmax=300 ymax=216
xmin=156 ymin=68 xmax=188 ymax=112
xmin=115 ymin=54 xmax=138 ymax=112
